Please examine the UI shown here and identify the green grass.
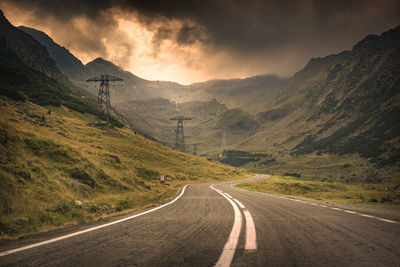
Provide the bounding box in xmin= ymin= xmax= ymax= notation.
xmin=236 ymin=175 xmax=400 ymax=204
xmin=0 ymin=98 xmax=250 ymax=240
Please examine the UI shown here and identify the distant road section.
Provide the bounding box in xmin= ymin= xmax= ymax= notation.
xmin=1 ymin=175 xmax=399 ymax=266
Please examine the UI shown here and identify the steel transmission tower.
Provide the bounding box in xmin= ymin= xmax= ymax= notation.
xmin=192 ymin=143 xmax=202 ymax=156
xmin=170 ymin=116 xmax=192 ymax=152
xmin=219 ymin=132 xmax=227 ymax=158
xmin=87 ymin=74 xmax=123 ymax=123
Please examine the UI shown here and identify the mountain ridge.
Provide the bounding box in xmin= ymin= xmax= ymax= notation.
xmin=18 ymin=25 xmax=286 ymax=113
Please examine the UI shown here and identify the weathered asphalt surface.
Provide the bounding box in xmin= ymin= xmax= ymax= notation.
xmin=1 ymin=175 xmax=399 ymax=266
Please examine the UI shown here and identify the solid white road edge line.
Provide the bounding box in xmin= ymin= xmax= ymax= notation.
xmin=210 ymin=185 xmax=242 ymax=267
xmin=0 ymin=185 xmax=189 ymax=257
xmin=232 ymin=199 xmax=256 ymax=251
xmin=231 ymin=182 xmax=400 ymax=225
xmin=233 ymin=199 xmax=246 ymax=209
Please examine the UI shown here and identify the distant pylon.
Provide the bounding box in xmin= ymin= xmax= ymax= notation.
xmin=170 ymin=116 xmax=192 ymax=152
xmin=219 ymin=132 xmax=227 ymax=158
xmin=192 ymin=143 xmax=202 ymax=156
xmin=87 ymin=74 xmax=123 ymax=123
xmin=193 ymin=144 xmax=198 ymax=155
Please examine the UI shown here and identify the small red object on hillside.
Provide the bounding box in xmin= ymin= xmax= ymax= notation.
xmin=160 ymin=175 xmax=165 ymax=184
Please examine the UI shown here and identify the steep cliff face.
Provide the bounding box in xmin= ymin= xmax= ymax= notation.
xmin=0 ymin=10 xmax=100 ymax=116
xmin=0 ymin=10 xmax=65 ymax=83
xmin=18 ymin=26 xmax=87 ymax=88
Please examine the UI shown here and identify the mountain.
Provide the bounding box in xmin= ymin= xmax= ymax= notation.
xmin=236 ymin=25 xmax=400 ymax=180
xmin=0 ymin=14 xmax=64 ymax=83
xmin=186 ymin=75 xmax=286 ymax=113
xmin=18 ymin=26 xmax=287 ymax=114
xmin=84 ymin=57 xmax=184 ymax=102
xmin=216 ymin=109 xmax=260 ymax=134
xmin=18 ymin=26 xmax=87 ymax=88
xmin=0 ymin=10 xmax=97 ymax=115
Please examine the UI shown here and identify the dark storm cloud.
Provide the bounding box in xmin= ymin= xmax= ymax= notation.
xmin=5 ymin=0 xmax=113 ymax=21
xmin=8 ymin=0 xmax=400 ymax=51
xmin=151 ymin=26 xmax=173 ymax=53
xmin=176 ymin=25 xmax=204 ymax=45
xmin=3 ymin=0 xmax=400 ymax=78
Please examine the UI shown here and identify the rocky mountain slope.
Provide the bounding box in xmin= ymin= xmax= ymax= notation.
xmin=0 ymin=11 xmax=96 ymax=115
xmin=18 ymin=26 xmax=87 ymax=88
xmin=236 ymin=25 xmax=400 ymax=180
xmin=186 ymin=75 xmax=285 ymax=113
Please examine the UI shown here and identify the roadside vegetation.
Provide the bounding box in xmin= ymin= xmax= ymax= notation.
xmin=236 ymin=175 xmax=400 ymax=205
xmin=0 ymin=97 xmax=250 ymax=240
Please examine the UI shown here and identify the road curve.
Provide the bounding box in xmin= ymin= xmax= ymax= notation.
xmin=1 ymin=175 xmax=399 ymax=266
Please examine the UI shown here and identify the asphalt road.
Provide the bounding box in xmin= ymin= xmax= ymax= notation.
xmin=1 ymin=175 xmax=399 ymax=266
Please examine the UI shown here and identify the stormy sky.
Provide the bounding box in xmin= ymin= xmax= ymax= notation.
xmin=1 ymin=0 xmax=399 ymax=84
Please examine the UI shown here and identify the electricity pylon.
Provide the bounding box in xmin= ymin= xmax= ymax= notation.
xmin=219 ymin=132 xmax=227 ymax=158
xmin=192 ymin=143 xmax=203 ymax=156
xmin=87 ymin=74 xmax=123 ymax=123
xmin=170 ymin=116 xmax=191 ymax=152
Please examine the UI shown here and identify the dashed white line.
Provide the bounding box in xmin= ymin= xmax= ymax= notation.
xmin=0 ymin=185 xmax=189 ymax=257
xmin=231 ymin=182 xmax=400 ymax=225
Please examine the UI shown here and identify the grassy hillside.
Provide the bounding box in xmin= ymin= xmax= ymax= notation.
xmin=0 ymin=97 xmax=249 ymax=240
xmin=237 ymin=175 xmax=400 ymax=205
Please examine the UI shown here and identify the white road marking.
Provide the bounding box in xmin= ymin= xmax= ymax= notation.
xmin=243 ymin=210 xmax=257 ymax=250
xmin=360 ymin=214 xmax=374 ymax=218
xmin=233 ymin=199 xmax=246 ymax=209
xmin=231 ymin=180 xmax=400 ymax=225
xmin=225 ymin=193 xmax=233 ymax=199
xmin=377 ymin=218 xmax=399 ymax=224
xmin=0 ymin=185 xmax=189 ymax=257
xmin=210 ymin=185 xmax=242 ymax=267
xmin=343 ymin=210 xmax=357 ymax=214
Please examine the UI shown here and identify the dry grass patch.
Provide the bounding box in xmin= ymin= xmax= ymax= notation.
xmin=237 ymin=175 xmax=400 ymax=204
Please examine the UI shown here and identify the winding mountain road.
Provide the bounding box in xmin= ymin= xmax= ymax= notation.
xmin=1 ymin=175 xmax=399 ymax=266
